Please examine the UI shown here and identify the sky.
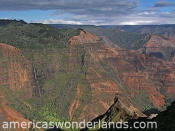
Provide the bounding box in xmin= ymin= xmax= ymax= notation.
xmin=0 ymin=0 xmax=175 ymax=25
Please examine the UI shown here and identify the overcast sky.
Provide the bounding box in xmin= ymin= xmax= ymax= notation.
xmin=0 ymin=0 xmax=175 ymax=25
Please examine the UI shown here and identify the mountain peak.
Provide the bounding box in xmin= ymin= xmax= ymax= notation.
xmin=67 ymin=30 xmax=99 ymax=45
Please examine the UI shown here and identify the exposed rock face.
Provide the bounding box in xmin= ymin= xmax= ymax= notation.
xmin=95 ymin=101 xmax=175 ymax=131
xmin=69 ymin=84 xmax=83 ymax=121
xmin=67 ymin=31 xmax=175 ymax=121
xmin=0 ymin=29 xmax=175 ymax=125
xmin=0 ymin=43 xmax=33 ymax=130
xmin=67 ymin=29 xmax=99 ymax=45
xmin=106 ymin=47 xmax=175 ymax=109
xmin=142 ymin=35 xmax=175 ymax=60
xmin=0 ymin=105 xmax=31 ymax=131
xmin=0 ymin=43 xmax=32 ymax=94
xmin=0 ymin=92 xmax=31 ymax=131
xmin=145 ymin=35 xmax=175 ymax=49
xmin=92 ymin=97 xmax=145 ymax=124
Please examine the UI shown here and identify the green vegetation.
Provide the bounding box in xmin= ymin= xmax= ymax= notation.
xmin=0 ymin=20 xmax=79 ymax=49
xmin=1 ymin=20 xmax=175 ymax=131
xmin=83 ymin=27 xmax=151 ymax=50
xmin=0 ymin=20 xmax=83 ymax=123
xmin=0 ymin=20 xmax=95 ymax=127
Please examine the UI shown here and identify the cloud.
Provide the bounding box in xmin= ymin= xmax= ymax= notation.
xmin=40 ymin=19 xmax=82 ymax=25
xmin=0 ymin=0 xmax=175 ymax=25
xmin=120 ymin=20 xmax=155 ymax=25
xmin=0 ymin=0 xmax=140 ymax=25
xmin=0 ymin=0 xmax=139 ymax=12
xmin=154 ymin=1 xmax=175 ymax=7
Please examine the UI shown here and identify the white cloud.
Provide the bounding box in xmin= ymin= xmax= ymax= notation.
xmin=120 ymin=20 xmax=155 ymax=25
xmin=0 ymin=0 xmax=175 ymax=25
xmin=138 ymin=11 xmax=156 ymax=15
xmin=40 ymin=19 xmax=82 ymax=25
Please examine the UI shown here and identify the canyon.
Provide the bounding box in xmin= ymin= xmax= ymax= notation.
xmin=0 ymin=20 xmax=175 ymax=130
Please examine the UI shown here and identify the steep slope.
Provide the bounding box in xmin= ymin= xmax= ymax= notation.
xmin=0 ymin=20 xmax=175 ymax=128
xmin=94 ymin=101 xmax=175 ymax=131
xmin=52 ymin=24 xmax=175 ymax=51
xmin=0 ymin=96 xmax=30 ymax=131
xmin=0 ymin=43 xmax=33 ymax=114
xmin=141 ymin=35 xmax=175 ymax=60
xmin=0 ymin=20 xmax=81 ymax=122
xmin=106 ymin=47 xmax=175 ymax=110
xmin=0 ymin=43 xmax=32 ymax=131
xmin=0 ymin=43 xmax=32 ymax=92
xmin=66 ymin=31 xmax=123 ymax=121
xmin=83 ymin=27 xmax=151 ymax=50
xmin=65 ymin=30 xmax=175 ymax=122
xmin=91 ymin=97 xmax=145 ymax=124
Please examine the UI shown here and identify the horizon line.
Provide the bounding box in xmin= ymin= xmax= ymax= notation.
xmin=1 ymin=19 xmax=175 ymax=26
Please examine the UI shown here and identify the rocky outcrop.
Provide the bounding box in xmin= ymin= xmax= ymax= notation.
xmin=144 ymin=35 xmax=175 ymax=49
xmin=0 ymin=105 xmax=31 ymax=131
xmin=94 ymin=97 xmax=145 ymax=123
xmin=0 ymin=43 xmax=32 ymax=95
xmin=0 ymin=92 xmax=31 ymax=131
xmin=0 ymin=43 xmax=33 ymax=130
xmin=67 ymin=30 xmax=175 ymax=122
xmin=94 ymin=101 xmax=175 ymax=131
xmin=0 ymin=27 xmax=175 ymax=128
xmin=67 ymin=29 xmax=99 ymax=45
xmin=142 ymin=35 xmax=175 ymax=60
